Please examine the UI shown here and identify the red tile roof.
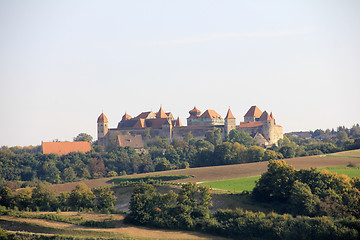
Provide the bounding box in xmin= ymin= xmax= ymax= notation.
xmin=42 ymin=142 xmax=91 ymax=156
xmin=121 ymin=112 xmax=132 ymax=122
xmin=134 ymin=111 xmax=155 ymax=119
xmin=259 ymin=111 xmax=272 ymax=121
xmin=239 ymin=121 xmax=263 ymax=128
xmin=200 ymin=109 xmax=221 ymax=119
xmin=244 ymin=106 xmax=262 ymax=118
xmin=270 ymin=112 xmax=274 ymax=120
xmin=117 ymin=135 xmax=144 ymax=149
xmin=156 ymin=107 xmax=168 ymax=119
xmin=146 ymin=118 xmax=171 ymax=128
xmin=97 ymin=113 xmax=108 ymax=123
xmin=225 ymin=109 xmax=235 ymax=119
xmin=189 ymin=107 xmax=201 ymax=115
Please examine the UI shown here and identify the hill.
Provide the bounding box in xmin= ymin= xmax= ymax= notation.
xmin=48 ymin=149 xmax=360 ymax=194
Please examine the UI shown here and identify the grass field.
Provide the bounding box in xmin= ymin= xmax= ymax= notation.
xmin=200 ymin=176 xmax=261 ymax=193
xmin=200 ymin=164 xmax=360 ymax=193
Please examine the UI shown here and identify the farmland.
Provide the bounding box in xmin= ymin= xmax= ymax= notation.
xmin=49 ymin=149 xmax=360 ymax=194
xmin=200 ymin=164 xmax=360 ymax=192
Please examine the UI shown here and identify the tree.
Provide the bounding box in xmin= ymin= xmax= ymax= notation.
xmin=279 ymin=146 xmax=295 ymax=158
xmin=0 ymin=186 xmax=13 ymax=207
xmin=68 ymin=183 xmax=95 ymax=210
xmin=289 ymin=181 xmax=320 ymax=216
xmin=31 ymin=184 xmax=57 ymax=211
xmin=73 ymin=133 xmax=93 ymax=143
xmin=93 ymin=186 xmax=117 ymax=211
xmin=246 ymin=146 xmax=265 ymax=162
xmin=252 ymin=160 xmax=296 ymax=202
xmin=62 ymin=167 xmax=77 ymax=182
xmin=205 ymin=128 xmax=222 ymax=146
xmin=226 ymin=129 xmax=257 ymax=147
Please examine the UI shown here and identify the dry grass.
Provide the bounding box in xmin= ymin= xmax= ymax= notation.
xmin=328 ymin=149 xmax=360 ymax=158
xmin=0 ymin=213 xmax=227 ymax=240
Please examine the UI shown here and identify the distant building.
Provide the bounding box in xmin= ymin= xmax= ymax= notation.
xmin=97 ymin=106 xmax=283 ymax=148
xmin=42 ymin=141 xmax=91 ymax=156
xmin=288 ymin=131 xmax=312 ymax=139
xmin=116 ymin=134 xmax=144 ymax=153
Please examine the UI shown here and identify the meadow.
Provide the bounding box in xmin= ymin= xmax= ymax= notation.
xmin=200 ymin=164 xmax=360 ymax=192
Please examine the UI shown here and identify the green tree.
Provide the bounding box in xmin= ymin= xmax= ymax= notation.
xmin=247 ymin=146 xmax=265 ymax=162
xmin=289 ymin=181 xmax=320 ymax=216
xmin=62 ymin=167 xmax=77 ymax=182
xmin=226 ymin=129 xmax=257 ymax=147
xmin=279 ymin=146 xmax=295 ymax=158
xmin=205 ymin=128 xmax=222 ymax=146
xmin=73 ymin=133 xmax=93 ymax=143
xmin=68 ymin=183 xmax=95 ymax=210
xmin=252 ymin=160 xmax=296 ymax=202
xmin=31 ymin=184 xmax=57 ymax=211
xmin=93 ymin=186 xmax=117 ymax=211
xmin=0 ymin=186 xmax=13 ymax=207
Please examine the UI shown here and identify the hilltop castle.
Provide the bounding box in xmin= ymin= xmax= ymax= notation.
xmin=97 ymin=106 xmax=283 ymax=148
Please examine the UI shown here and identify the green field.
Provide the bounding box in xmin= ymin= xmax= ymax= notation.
xmin=321 ymin=165 xmax=360 ymax=178
xmin=200 ymin=175 xmax=261 ymax=193
xmin=200 ymin=164 xmax=360 ymax=193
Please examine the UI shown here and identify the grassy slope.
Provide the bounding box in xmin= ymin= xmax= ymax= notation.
xmin=0 ymin=212 xmax=227 ymax=240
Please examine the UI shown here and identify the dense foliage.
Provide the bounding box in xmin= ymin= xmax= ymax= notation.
xmin=127 ymin=182 xmax=360 ymax=240
xmin=0 ymin=183 xmax=116 ymax=212
xmin=126 ymin=183 xmax=212 ymax=230
xmin=252 ymin=160 xmax=360 ymax=218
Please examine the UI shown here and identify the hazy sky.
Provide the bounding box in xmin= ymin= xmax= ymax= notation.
xmin=1 ymin=0 xmax=359 ymax=147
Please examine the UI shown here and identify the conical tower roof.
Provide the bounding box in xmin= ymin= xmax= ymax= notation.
xmin=225 ymin=108 xmax=235 ymax=119
xmin=156 ymin=106 xmax=168 ymax=118
xmin=175 ymin=117 xmax=183 ymax=126
xmin=121 ymin=112 xmax=132 ymax=122
xmin=189 ymin=107 xmax=201 ymax=115
xmin=97 ymin=113 xmax=108 ymax=123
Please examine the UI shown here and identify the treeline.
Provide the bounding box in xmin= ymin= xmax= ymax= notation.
xmin=126 ymin=182 xmax=360 ymax=240
xmin=252 ymin=160 xmax=360 ymax=218
xmin=0 ymin=183 xmax=116 ymax=212
xmin=283 ymin=124 xmax=360 ymax=157
xmin=1 ymin=126 xmax=360 ymax=186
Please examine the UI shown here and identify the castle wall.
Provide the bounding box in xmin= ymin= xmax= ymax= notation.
xmin=172 ymin=125 xmax=224 ymax=140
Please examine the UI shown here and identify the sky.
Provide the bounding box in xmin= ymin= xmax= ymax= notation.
xmin=0 ymin=0 xmax=359 ymax=147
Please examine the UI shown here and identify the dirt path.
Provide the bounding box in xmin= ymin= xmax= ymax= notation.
xmin=49 ymin=151 xmax=360 ymax=193
xmin=0 ymin=215 xmax=226 ymax=240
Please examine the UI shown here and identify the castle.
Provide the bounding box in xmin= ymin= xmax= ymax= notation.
xmin=97 ymin=106 xmax=283 ymax=148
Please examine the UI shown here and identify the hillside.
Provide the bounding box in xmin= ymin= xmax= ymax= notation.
xmin=48 ymin=149 xmax=360 ymax=194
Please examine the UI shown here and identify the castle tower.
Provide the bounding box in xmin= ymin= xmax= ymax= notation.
xmin=259 ymin=111 xmax=275 ymax=144
xmin=97 ymin=112 xmax=109 ymax=141
xmin=224 ymin=108 xmax=236 ymax=136
xmin=244 ymin=106 xmax=262 ymax=122
xmin=187 ymin=107 xmax=201 ymax=126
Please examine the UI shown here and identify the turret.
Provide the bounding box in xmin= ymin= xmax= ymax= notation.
xmin=187 ymin=107 xmax=201 ymax=126
xmin=224 ymin=108 xmax=236 ymax=136
xmin=97 ymin=113 xmax=109 ymax=140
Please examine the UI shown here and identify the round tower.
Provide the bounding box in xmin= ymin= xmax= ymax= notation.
xmin=97 ymin=113 xmax=109 ymax=141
